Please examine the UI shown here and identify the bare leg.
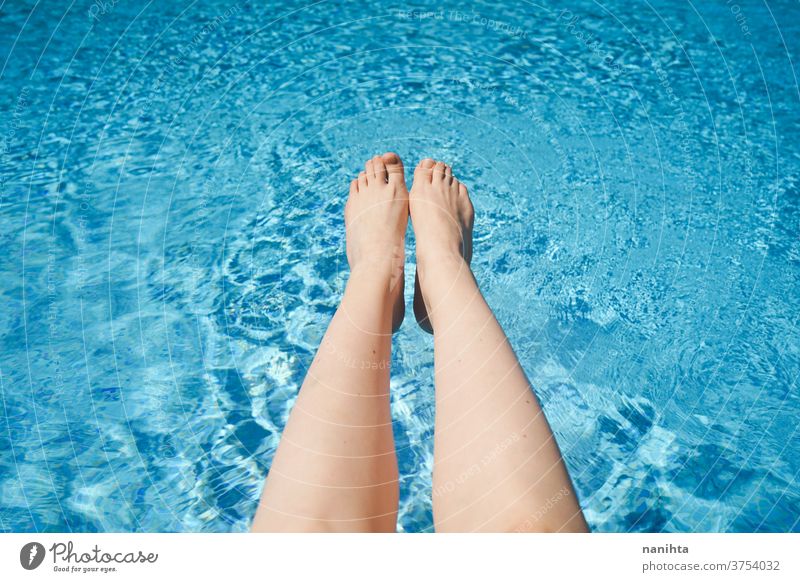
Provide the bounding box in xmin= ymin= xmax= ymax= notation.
xmin=410 ymin=159 xmax=589 ymax=533
xmin=251 ymin=153 xmax=408 ymax=532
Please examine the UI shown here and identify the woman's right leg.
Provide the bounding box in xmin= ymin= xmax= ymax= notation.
xmin=410 ymin=159 xmax=588 ymax=533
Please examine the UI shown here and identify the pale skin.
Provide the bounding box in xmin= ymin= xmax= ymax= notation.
xmin=252 ymin=153 xmax=588 ymax=532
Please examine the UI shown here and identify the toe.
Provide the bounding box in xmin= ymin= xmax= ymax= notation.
xmin=373 ymin=155 xmax=388 ymax=183
xmin=382 ymin=152 xmax=405 ymax=185
xmin=415 ymin=158 xmax=436 ymax=183
xmin=433 ymin=161 xmax=447 ymax=180
xmin=358 ymin=171 xmax=368 ymax=189
xmin=350 ymin=178 xmax=358 ymax=195
xmin=365 ymin=158 xmax=375 ymax=183
xmin=444 ymin=164 xmax=453 ymax=183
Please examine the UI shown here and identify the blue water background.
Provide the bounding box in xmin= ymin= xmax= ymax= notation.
xmin=0 ymin=0 xmax=799 ymax=532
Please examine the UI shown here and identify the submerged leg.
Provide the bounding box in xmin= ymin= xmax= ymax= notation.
xmin=410 ymin=159 xmax=588 ymax=532
xmin=252 ymin=153 xmax=408 ymax=532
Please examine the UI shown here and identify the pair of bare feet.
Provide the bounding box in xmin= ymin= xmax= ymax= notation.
xmin=345 ymin=152 xmax=474 ymax=334
xmin=253 ymin=151 xmax=589 ymax=532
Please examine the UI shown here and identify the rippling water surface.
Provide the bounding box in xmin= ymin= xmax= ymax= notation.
xmin=1 ymin=0 xmax=799 ymax=532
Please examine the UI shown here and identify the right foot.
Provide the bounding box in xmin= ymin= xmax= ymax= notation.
xmin=409 ymin=159 xmax=474 ymax=334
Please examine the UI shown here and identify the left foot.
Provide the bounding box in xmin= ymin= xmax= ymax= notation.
xmin=345 ymin=153 xmax=409 ymax=332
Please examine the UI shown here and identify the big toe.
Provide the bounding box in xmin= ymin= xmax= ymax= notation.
xmin=413 ymin=158 xmax=436 ymax=184
xmin=382 ymin=152 xmax=406 ymax=188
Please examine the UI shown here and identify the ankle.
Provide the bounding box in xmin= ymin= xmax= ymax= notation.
xmin=416 ymin=250 xmax=467 ymax=278
xmin=415 ymin=253 xmax=472 ymax=304
xmin=349 ymin=244 xmax=404 ymax=277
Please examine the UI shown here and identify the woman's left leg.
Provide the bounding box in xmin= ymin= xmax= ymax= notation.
xmin=251 ymin=153 xmax=408 ymax=532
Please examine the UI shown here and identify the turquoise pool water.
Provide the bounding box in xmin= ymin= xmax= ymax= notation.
xmin=1 ymin=0 xmax=798 ymax=532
